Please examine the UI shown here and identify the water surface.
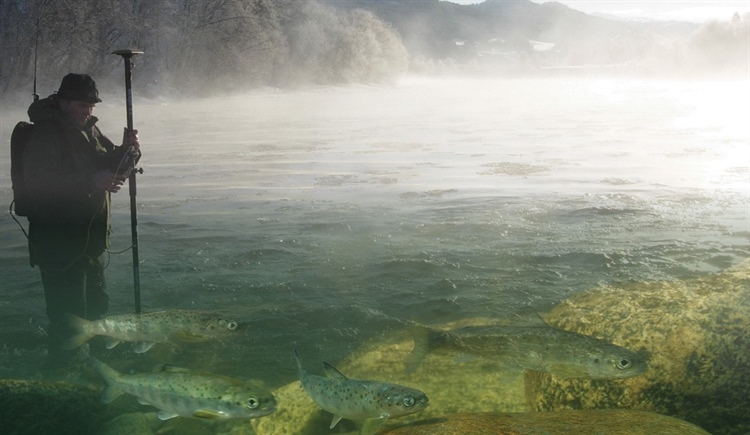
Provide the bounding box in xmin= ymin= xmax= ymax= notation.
xmin=0 ymin=77 xmax=747 ymax=390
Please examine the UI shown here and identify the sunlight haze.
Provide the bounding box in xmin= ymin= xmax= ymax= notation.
xmin=444 ymin=0 xmax=750 ymax=22
xmin=0 ymin=1 xmax=748 ymax=434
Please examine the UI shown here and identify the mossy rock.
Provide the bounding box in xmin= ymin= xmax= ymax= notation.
xmin=528 ymin=259 xmax=750 ymax=435
xmin=101 ymin=413 xmax=154 ymax=435
xmin=253 ymin=260 xmax=748 ymax=435
xmin=254 ymin=310 xmax=647 ymax=435
xmin=252 ymin=320 xmax=531 ymax=435
xmin=0 ymin=377 xmax=263 ymax=435
xmin=0 ymin=378 xmax=106 ymax=435
xmin=381 ymin=410 xmax=710 ymax=435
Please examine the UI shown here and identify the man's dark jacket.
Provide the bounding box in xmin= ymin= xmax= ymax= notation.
xmin=23 ymin=95 xmax=127 ymax=268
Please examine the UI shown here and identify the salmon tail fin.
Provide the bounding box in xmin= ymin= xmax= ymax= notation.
xmin=87 ymin=357 xmax=124 ymax=403
xmin=405 ymin=323 xmax=434 ymax=373
xmin=293 ymin=349 xmax=304 ymax=377
xmin=60 ymin=313 xmax=92 ymax=350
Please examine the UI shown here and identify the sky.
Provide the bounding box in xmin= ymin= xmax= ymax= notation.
xmin=443 ymin=1 xmax=750 ymax=23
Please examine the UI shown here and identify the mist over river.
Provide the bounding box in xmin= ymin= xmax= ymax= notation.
xmin=0 ymin=76 xmax=748 ymax=398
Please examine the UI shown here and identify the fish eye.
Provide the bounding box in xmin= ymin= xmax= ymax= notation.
xmin=225 ymin=321 xmax=238 ymax=331
xmin=402 ymin=396 xmax=415 ymax=407
xmin=246 ymin=397 xmax=260 ymax=409
xmin=616 ymin=358 xmax=631 ymax=369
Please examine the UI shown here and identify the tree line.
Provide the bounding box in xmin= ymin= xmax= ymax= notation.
xmin=0 ymin=0 xmax=409 ymax=99
xmin=2 ymin=0 xmax=746 ymax=101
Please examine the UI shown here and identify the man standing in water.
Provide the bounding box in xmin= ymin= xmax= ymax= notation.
xmin=22 ymin=73 xmax=140 ymax=368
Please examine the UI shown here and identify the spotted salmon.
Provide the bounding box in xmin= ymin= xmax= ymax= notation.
xmin=294 ymin=350 xmax=428 ymax=435
xmin=62 ymin=310 xmax=240 ymax=353
xmin=407 ymin=313 xmax=647 ymax=379
xmin=89 ymin=357 xmax=276 ymax=420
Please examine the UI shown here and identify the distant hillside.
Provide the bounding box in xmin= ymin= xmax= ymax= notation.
xmin=1 ymin=0 xmax=741 ymax=99
xmin=319 ymin=0 xmax=699 ymax=69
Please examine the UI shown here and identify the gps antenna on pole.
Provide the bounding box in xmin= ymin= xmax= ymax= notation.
xmin=113 ymin=48 xmax=144 ymax=315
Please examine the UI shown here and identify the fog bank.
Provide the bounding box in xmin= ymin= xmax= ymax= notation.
xmin=1 ymin=1 xmax=747 ymax=104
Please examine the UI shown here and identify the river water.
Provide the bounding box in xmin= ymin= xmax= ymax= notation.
xmin=0 ymin=76 xmax=748 ymax=399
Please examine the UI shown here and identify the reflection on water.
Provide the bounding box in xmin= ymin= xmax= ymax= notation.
xmin=0 ymin=77 xmax=748 ymax=433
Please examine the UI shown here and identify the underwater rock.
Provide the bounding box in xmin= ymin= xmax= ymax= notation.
xmin=0 ymin=378 xmax=106 ymax=435
xmin=0 ymin=378 xmax=263 ymax=435
xmin=98 ymin=408 xmax=264 ymax=435
xmin=253 ymin=260 xmax=749 ymax=435
xmin=528 ymin=259 xmax=750 ymax=435
xmin=380 ymin=410 xmax=710 ymax=434
xmin=252 ymin=317 xmax=558 ymax=435
xmin=251 ymin=309 xmax=657 ymax=434
xmin=101 ymin=413 xmax=154 ymax=435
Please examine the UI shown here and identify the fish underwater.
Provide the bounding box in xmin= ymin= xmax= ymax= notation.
xmin=88 ymin=357 xmax=276 ymax=420
xmin=62 ymin=309 xmax=240 ymax=353
xmin=407 ymin=313 xmax=647 ymax=380
xmin=294 ymin=350 xmax=429 ymax=435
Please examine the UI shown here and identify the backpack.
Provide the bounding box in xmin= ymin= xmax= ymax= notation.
xmin=10 ymin=121 xmax=35 ymax=216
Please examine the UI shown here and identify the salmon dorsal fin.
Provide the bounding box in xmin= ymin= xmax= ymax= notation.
xmin=509 ymin=306 xmax=549 ymax=327
xmin=322 ymin=362 xmax=348 ymax=381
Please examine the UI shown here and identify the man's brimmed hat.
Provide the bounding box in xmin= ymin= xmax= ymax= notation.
xmin=57 ymin=73 xmax=102 ymax=103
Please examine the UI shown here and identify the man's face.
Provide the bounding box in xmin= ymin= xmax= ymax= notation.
xmin=60 ymin=99 xmax=96 ymax=128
